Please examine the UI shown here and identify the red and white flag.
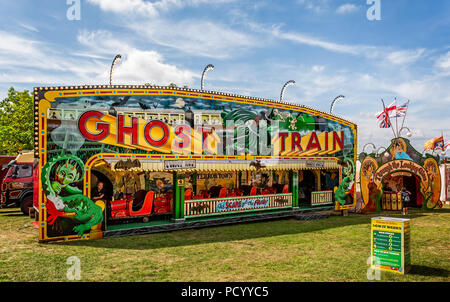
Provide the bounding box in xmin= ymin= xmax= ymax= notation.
xmin=386 ymin=100 xmax=397 ymax=118
xmin=376 ymin=100 xmax=397 ymax=119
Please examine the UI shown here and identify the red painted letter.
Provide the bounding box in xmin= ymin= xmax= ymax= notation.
xmin=279 ymin=132 xmax=289 ymax=153
xmin=144 ymin=120 xmax=169 ymax=147
xmin=117 ymin=115 xmax=139 ymax=145
xmin=291 ymin=132 xmax=302 ymax=152
xmin=78 ymin=110 xmax=110 ymax=141
xmin=198 ymin=127 xmax=212 ymax=150
xmin=333 ymin=131 xmax=344 ymax=150
xmin=174 ymin=125 xmax=191 ymax=148
xmin=306 ymin=132 xmax=321 ymax=151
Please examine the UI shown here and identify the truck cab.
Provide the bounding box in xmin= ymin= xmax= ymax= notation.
xmin=0 ymin=156 xmax=16 ymax=192
xmin=0 ymin=152 xmax=34 ymax=215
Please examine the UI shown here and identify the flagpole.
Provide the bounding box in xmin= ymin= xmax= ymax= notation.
xmin=394 ymin=97 xmax=399 ymax=137
xmin=382 ymin=99 xmax=397 ymax=138
xmin=400 ymin=100 xmax=409 ymax=133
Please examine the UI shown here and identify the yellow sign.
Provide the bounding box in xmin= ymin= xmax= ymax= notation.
xmin=371 ymin=217 xmax=411 ymax=274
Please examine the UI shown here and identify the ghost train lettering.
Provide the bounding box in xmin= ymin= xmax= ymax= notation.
xmin=77 ymin=110 xmax=344 ymax=156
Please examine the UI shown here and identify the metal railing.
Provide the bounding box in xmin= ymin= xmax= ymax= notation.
xmin=311 ymin=190 xmax=333 ymax=206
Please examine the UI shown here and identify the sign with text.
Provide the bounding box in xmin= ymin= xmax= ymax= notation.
xmin=216 ymin=196 xmax=270 ymax=212
xmin=164 ymin=159 xmax=196 ymax=170
xmin=375 ymin=160 xmax=428 ymax=183
xmin=306 ymin=161 xmax=325 ymax=168
xmin=371 ymin=217 xmax=411 ymax=274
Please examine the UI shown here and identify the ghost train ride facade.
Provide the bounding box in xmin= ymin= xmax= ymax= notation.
xmin=33 ymin=85 xmax=357 ymax=242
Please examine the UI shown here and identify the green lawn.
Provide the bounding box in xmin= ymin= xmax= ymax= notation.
xmin=0 ymin=206 xmax=448 ymax=282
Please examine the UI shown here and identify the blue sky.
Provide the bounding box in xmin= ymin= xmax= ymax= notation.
xmin=0 ymin=0 xmax=449 ymax=153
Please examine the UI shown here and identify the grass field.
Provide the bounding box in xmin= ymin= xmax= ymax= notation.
xmin=0 ymin=206 xmax=448 ymax=282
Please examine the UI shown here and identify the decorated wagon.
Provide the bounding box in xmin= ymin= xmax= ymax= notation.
xmin=33 ymin=85 xmax=357 ymax=242
xmin=359 ymin=137 xmax=442 ymax=212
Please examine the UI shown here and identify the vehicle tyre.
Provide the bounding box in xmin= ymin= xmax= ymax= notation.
xmin=20 ymin=195 xmax=33 ymax=215
xmin=143 ymin=217 xmax=149 ymax=223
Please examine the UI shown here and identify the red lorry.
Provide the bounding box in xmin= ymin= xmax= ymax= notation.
xmin=0 ymin=151 xmax=35 ymax=215
xmin=0 ymin=156 xmax=16 ymax=189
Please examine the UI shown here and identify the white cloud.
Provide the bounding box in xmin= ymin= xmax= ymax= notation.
xmin=385 ymin=48 xmax=425 ymax=65
xmin=87 ymin=0 xmax=235 ymax=17
xmin=296 ymin=0 xmax=330 ymax=13
xmin=0 ymin=30 xmax=196 ymax=88
xmin=435 ymin=51 xmax=450 ymax=70
xmin=248 ymin=22 xmax=430 ymax=69
xmin=128 ymin=19 xmax=258 ymax=59
xmin=87 ymin=0 xmax=257 ymax=59
xmin=87 ymin=0 xmax=159 ymax=16
xmin=77 ymin=30 xmax=131 ymax=54
xmin=312 ymin=65 xmax=325 ymax=72
xmin=0 ymin=31 xmax=41 ymax=57
xmin=113 ymin=49 xmax=196 ymax=86
xmin=76 ymin=30 xmax=198 ymax=85
xmin=336 ymin=4 xmax=358 ymax=14
xmin=18 ymin=22 xmax=39 ymax=32
xmin=249 ymin=23 xmax=371 ymax=55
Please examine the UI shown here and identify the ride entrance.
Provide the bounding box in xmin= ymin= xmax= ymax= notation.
xmin=360 ymin=137 xmax=441 ymax=213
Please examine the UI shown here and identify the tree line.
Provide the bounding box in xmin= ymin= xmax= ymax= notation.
xmin=0 ymin=88 xmax=33 ymax=155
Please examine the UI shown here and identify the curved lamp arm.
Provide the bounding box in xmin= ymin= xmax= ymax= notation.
xmin=363 ymin=143 xmax=376 ymax=154
xmin=376 ymin=147 xmax=388 ymax=158
xmin=330 ymin=95 xmax=345 ymax=114
xmin=201 ymin=64 xmax=214 ymax=90
xmin=280 ymin=80 xmax=296 ymax=102
xmin=109 ymin=54 xmax=122 ymax=86
xmin=399 ymin=127 xmax=412 ymax=138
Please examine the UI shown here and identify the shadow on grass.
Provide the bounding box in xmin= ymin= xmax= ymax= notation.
xmin=55 ymin=210 xmax=427 ymax=251
xmin=409 ymin=265 xmax=449 ymax=277
xmin=422 ymin=208 xmax=450 ymax=214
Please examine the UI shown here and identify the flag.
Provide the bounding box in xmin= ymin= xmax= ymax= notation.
xmin=376 ymin=100 xmax=397 ymax=118
xmin=377 ymin=110 xmax=391 ymax=128
xmin=385 ymin=100 xmax=397 ymax=118
xmin=424 ymin=136 xmax=444 ymax=151
xmin=395 ymin=100 xmax=409 ymax=117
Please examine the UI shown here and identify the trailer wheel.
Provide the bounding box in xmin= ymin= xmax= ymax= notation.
xmin=20 ymin=195 xmax=33 ymax=215
xmin=143 ymin=217 xmax=149 ymax=223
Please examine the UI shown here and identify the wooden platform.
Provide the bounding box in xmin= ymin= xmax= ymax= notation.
xmin=103 ymin=206 xmax=333 ymax=238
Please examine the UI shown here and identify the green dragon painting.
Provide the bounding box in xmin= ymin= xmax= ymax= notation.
xmin=41 ymin=154 xmax=103 ymax=237
xmin=334 ymin=158 xmax=355 ymax=206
